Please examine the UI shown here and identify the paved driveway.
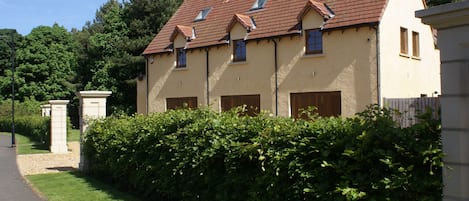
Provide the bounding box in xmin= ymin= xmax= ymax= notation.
xmin=0 ymin=135 xmax=42 ymax=201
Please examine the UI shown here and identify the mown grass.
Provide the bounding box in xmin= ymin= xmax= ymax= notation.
xmin=68 ymin=129 xmax=80 ymax=142
xmin=27 ymin=171 xmax=141 ymax=201
xmin=0 ymin=132 xmax=49 ymax=154
xmin=1 ymin=128 xmax=80 ymax=154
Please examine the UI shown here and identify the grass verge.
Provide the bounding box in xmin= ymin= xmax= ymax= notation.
xmin=27 ymin=171 xmax=141 ymax=201
xmin=68 ymin=129 xmax=80 ymax=142
xmin=0 ymin=132 xmax=49 ymax=154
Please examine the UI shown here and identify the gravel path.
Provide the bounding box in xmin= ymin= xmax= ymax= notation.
xmin=17 ymin=142 xmax=80 ymax=175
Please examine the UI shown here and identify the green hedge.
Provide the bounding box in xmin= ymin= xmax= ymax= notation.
xmin=84 ymin=105 xmax=443 ymax=201
xmin=0 ymin=99 xmax=50 ymax=144
xmin=0 ymin=115 xmax=50 ymax=144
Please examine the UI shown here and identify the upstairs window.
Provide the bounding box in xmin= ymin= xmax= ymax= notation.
xmin=176 ymin=48 xmax=187 ymax=68
xmin=412 ymin=31 xmax=420 ymax=58
xmin=305 ymin=29 xmax=323 ymax=55
xmin=194 ymin=7 xmax=212 ymax=21
xmin=250 ymin=0 xmax=267 ymax=10
xmin=400 ymin=27 xmax=408 ymax=55
xmin=233 ymin=39 xmax=246 ymax=62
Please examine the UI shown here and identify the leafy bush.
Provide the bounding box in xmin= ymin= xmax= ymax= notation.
xmin=84 ymin=105 xmax=443 ymax=201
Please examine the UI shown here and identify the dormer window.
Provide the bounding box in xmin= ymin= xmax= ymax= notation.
xmin=250 ymin=0 xmax=267 ymax=11
xmin=194 ymin=7 xmax=212 ymax=21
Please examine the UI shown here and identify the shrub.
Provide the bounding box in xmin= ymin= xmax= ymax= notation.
xmin=84 ymin=105 xmax=443 ymax=201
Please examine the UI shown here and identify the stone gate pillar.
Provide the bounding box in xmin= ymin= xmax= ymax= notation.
xmin=49 ymin=100 xmax=69 ymax=153
xmin=417 ymin=2 xmax=469 ymax=201
xmin=77 ymin=91 xmax=112 ymax=171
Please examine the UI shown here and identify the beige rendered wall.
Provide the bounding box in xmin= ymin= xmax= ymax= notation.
xmin=379 ymin=0 xmax=441 ymax=101
xmin=147 ymin=34 xmax=206 ymax=113
xmin=277 ymin=27 xmax=378 ymax=117
xmin=145 ymin=13 xmax=378 ymax=117
xmin=136 ymin=76 xmax=147 ymax=114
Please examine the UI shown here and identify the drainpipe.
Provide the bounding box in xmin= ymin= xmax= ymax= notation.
xmin=205 ymin=48 xmax=210 ymax=106
xmin=373 ymin=24 xmax=382 ymax=106
xmin=270 ymin=38 xmax=279 ymax=116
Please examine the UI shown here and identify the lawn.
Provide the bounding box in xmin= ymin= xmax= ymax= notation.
xmin=0 ymin=132 xmax=49 ymax=154
xmin=0 ymin=129 xmax=80 ymax=154
xmin=27 ymin=172 xmax=141 ymax=201
xmin=68 ymin=129 xmax=80 ymax=142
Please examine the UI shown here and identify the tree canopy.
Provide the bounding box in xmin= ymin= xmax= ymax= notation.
xmin=14 ymin=24 xmax=78 ymax=101
xmin=0 ymin=0 xmax=182 ymax=117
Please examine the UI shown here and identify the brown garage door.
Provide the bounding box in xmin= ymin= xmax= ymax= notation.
xmin=221 ymin=95 xmax=260 ymax=116
xmin=291 ymin=91 xmax=341 ymax=119
xmin=166 ymin=97 xmax=198 ymax=110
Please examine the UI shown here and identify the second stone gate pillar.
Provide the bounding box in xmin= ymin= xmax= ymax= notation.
xmin=77 ymin=91 xmax=112 ymax=171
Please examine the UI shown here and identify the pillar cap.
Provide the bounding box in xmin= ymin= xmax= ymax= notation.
xmin=48 ymin=100 xmax=70 ymax=105
xmin=416 ymin=1 xmax=469 ymax=29
xmin=41 ymin=104 xmax=51 ymax=108
xmin=76 ymin=91 xmax=112 ymax=98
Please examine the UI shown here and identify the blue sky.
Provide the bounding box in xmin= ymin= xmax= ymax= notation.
xmin=0 ymin=0 xmax=109 ymax=35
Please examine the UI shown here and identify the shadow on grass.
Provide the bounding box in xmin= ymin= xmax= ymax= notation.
xmin=30 ymin=143 xmax=48 ymax=150
xmin=68 ymin=171 xmax=142 ymax=201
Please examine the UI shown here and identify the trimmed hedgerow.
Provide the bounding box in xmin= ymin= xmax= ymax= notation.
xmin=0 ymin=115 xmax=50 ymax=144
xmin=0 ymin=99 xmax=51 ymax=144
xmin=84 ymin=105 xmax=443 ymax=201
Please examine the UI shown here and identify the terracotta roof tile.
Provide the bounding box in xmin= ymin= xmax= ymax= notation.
xmin=143 ymin=0 xmax=388 ymax=55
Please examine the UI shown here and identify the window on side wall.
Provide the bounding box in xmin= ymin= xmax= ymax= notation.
xmin=176 ymin=48 xmax=187 ymax=68
xmin=400 ymin=27 xmax=408 ymax=55
xmin=233 ymin=39 xmax=246 ymax=62
xmin=412 ymin=31 xmax=420 ymax=58
xmin=305 ymin=29 xmax=323 ymax=55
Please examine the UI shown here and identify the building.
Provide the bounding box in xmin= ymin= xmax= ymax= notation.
xmin=138 ymin=0 xmax=440 ymax=118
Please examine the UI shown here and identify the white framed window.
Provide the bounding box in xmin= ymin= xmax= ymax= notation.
xmin=250 ymin=0 xmax=267 ymax=10
xmin=194 ymin=7 xmax=212 ymax=21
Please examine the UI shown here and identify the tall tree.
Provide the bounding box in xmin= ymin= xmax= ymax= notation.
xmin=14 ymin=24 xmax=78 ymax=101
xmin=0 ymin=29 xmax=22 ymax=100
xmin=74 ymin=0 xmax=182 ymax=114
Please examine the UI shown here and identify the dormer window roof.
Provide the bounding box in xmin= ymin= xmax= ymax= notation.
xmin=226 ymin=14 xmax=257 ymax=33
xmin=194 ymin=7 xmax=212 ymax=21
xmin=298 ymin=0 xmax=335 ymax=21
xmin=170 ymin=25 xmax=196 ymax=42
xmin=250 ymin=0 xmax=267 ymax=11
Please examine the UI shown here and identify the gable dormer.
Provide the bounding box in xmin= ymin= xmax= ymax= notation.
xmin=170 ymin=25 xmax=196 ymax=48
xmin=297 ymin=0 xmax=334 ymax=30
xmin=226 ymin=14 xmax=257 ymax=40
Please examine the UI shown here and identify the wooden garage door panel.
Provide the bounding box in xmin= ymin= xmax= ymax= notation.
xmin=291 ymin=91 xmax=341 ymax=119
xmin=167 ymin=97 xmax=198 ymax=110
xmin=221 ymin=95 xmax=260 ymax=116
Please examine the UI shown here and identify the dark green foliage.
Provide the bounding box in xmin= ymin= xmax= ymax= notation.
xmin=15 ymin=24 xmax=78 ymax=101
xmin=84 ymin=105 xmax=443 ymax=201
xmin=74 ymin=0 xmax=183 ymax=115
xmin=0 ymin=29 xmax=22 ymax=101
